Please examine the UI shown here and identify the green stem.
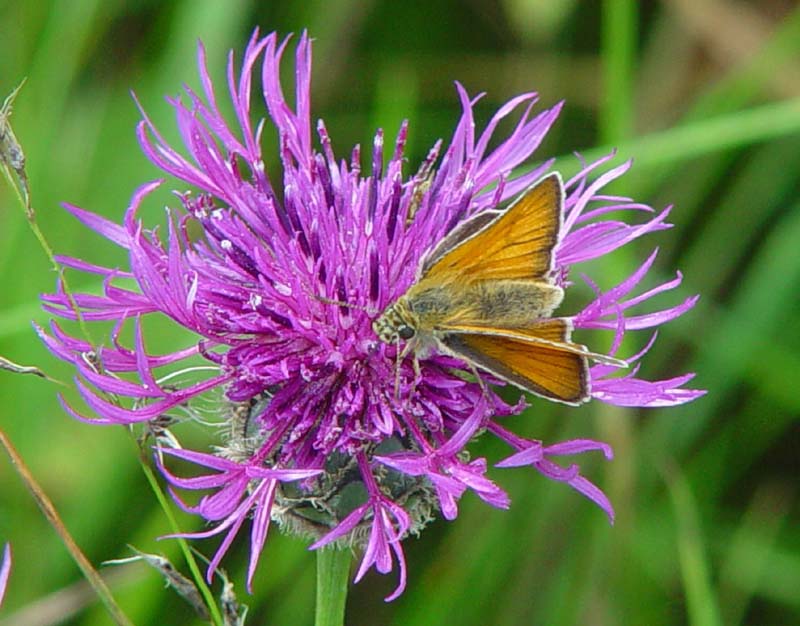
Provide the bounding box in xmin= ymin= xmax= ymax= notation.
xmin=557 ymin=97 xmax=800 ymax=177
xmin=315 ymin=548 xmax=352 ymax=626
xmin=1 ymin=110 xmax=94 ymax=346
xmin=133 ymin=436 xmax=225 ymax=626
xmin=0 ymin=429 xmax=134 ymax=626
xmin=601 ymin=0 xmax=637 ymax=144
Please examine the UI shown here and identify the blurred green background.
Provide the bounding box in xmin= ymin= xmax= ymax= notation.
xmin=1 ymin=1 xmax=799 ymax=625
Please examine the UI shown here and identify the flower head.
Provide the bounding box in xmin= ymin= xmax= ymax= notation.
xmin=40 ymin=30 xmax=703 ymax=599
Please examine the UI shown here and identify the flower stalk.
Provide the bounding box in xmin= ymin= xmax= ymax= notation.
xmin=0 ymin=429 xmax=134 ymax=626
xmin=315 ymin=548 xmax=352 ymax=626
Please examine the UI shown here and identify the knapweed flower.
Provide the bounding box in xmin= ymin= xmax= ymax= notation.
xmin=39 ymin=30 xmax=703 ymax=600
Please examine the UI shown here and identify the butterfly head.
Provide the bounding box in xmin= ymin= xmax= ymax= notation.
xmin=373 ymin=298 xmax=417 ymax=344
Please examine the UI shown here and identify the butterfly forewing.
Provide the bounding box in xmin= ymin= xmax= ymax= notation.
xmin=420 ymin=210 xmax=501 ymax=274
xmin=415 ymin=173 xmax=562 ymax=287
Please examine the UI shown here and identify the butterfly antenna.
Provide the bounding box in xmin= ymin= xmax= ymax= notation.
xmin=312 ymin=294 xmax=378 ymax=316
xmin=585 ymin=350 xmax=628 ymax=368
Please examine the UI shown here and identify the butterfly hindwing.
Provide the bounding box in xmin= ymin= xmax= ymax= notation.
xmin=440 ymin=318 xmax=590 ymax=404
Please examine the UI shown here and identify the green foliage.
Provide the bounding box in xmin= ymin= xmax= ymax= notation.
xmin=1 ymin=1 xmax=798 ymax=624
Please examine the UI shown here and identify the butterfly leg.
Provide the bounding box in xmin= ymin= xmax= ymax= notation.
xmin=394 ymin=339 xmax=420 ymax=400
xmin=393 ymin=337 xmax=403 ymax=400
xmin=410 ymin=352 xmax=422 ymax=396
xmin=466 ymin=361 xmax=491 ymax=400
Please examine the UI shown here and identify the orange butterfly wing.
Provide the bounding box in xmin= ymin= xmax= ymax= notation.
xmin=441 ymin=318 xmax=590 ymax=404
xmin=417 ymin=173 xmax=563 ymax=286
xmin=399 ymin=174 xmax=594 ymax=403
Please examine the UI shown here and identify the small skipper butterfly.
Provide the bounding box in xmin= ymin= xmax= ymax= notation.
xmin=373 ymin=173 xmax=624 ymax=405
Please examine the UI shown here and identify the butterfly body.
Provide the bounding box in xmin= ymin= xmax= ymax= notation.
xmin=375 ymin=279 xmax=563 ymax=340
xmin=373 ymin=173 xmax=621 ymax=405
xmin=410 ymin=279 xmax=563 ymax=325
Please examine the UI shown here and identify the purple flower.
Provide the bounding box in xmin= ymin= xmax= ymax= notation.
xmin=40 ymin=30 xmax=703 ymax=599
xmin=0 ymin=543 xmax=10 ymax=607
xmin=156 ymin=448 xmax=322 ymax=588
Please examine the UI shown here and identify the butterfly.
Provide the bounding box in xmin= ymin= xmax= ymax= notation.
xmin=372 ymin=172 xmax=623 ymax=405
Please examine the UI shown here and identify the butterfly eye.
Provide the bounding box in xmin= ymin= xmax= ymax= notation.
xmin=398 ymin=325 xmax=415 ymax=340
